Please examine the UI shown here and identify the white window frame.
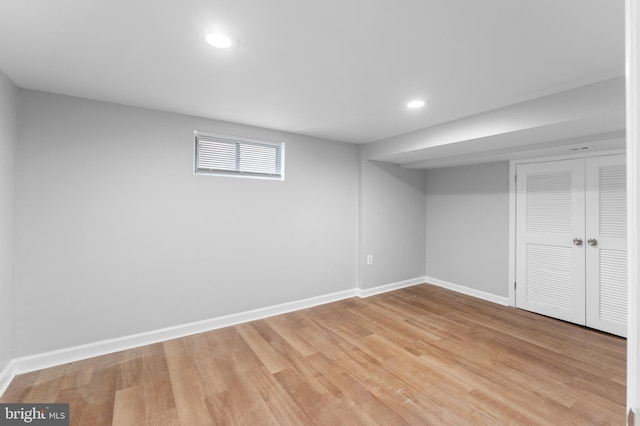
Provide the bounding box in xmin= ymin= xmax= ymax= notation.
xmin=194 ymin=131 xmax=285 ymax=180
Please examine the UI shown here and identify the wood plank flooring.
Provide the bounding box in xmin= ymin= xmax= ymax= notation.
xmin=1 ymin=284 xmax=626 ymax=425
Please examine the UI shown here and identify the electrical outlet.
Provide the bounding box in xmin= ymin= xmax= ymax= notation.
xmin=367 ymin=255 xmax=373 ymax=265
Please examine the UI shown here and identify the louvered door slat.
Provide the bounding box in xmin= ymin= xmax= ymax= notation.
xmin=515 ymin=159 xmax=586 ymax=325
xmin=517 ymin=155 xmax=627 ymax=337
xmin=525 ymin=244 xmax=573 ymax=309
xmin=599 ymin=249 xmax=627 ymax=323
xmin=526 ymin=171 xmax=573 ymax=234
xmin=585 ymin=155 xmax=627 ymax=337
xmin=599 ymin=164 xmax=626 ymax=238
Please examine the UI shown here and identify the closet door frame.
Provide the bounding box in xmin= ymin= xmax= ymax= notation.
xmin=508 ymin=148 xmax=626 ymax=308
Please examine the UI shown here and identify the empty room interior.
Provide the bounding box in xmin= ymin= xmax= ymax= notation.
xmin=1 ymin=0 xmax=639 ymax=424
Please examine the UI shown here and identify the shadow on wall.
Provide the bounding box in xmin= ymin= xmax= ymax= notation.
xmin=368 ymin=160 xmax=428 ymax=194
xmin=424 ymin=161 xmax=510 ymax=196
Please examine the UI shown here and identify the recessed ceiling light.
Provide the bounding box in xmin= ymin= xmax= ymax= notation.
xmin=407 ymin=99 xmax=426 ymax=109
xmin=206 ymin=30 xmax=237 ymax=49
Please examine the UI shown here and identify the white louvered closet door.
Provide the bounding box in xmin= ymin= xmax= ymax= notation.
xmin=585 ymin=155 xmax=627 ymax=337
xmin=516 ymin=159 xmax=586 ymax=325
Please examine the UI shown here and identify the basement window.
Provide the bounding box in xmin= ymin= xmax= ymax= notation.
xmin=194 ymin=131 xmax=285 ymax=180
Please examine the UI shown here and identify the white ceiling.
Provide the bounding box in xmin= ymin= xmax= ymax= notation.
xmin=0 ymin=0 xmax=625 ymax=146
xmin=367 ymin=76 xmax=627 ymax=168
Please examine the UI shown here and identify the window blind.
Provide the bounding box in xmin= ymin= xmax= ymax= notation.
xmin=194 ymin=133 xmax=284 ymax=179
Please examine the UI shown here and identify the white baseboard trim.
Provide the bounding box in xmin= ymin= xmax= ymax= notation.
xmin=357 ymin=276 xmax=425 ymax=298
xmin=424 ymin=276 xmax=509 ymax=306
xmin=0 ymin=360 xmax=16 ymax=397
xmin=6 ymin=278 xmax=427 ymax=380
xmin=10 ymin=288 xmax=359 ymax=378
xmin=2 ymin=276 xmax=503 ymax=394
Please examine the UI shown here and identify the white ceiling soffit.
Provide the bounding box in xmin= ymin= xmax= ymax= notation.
xmin=364 ymin=77 xmax=626 ymax=169
xmin=0 ymin=0 xmax=625 ymax=145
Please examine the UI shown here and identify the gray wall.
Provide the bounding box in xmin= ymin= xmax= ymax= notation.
xmin=425 ymin=162 xmax=509 ymax=297
xmin=0 ymin=71 xmax=17 ymax=371
xmin=13 ymin=90 xmax=359 ymax=357
xmin=9 ymin=89 xmax=512 ymax=360
xmin=360 ymin=157 xmax=426 ymax=289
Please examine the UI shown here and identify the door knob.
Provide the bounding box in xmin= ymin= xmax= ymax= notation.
xmin=573 ymin=238 xmax=583 ymax=246
xmin=587 ymin=238 xmax=598 ymax=247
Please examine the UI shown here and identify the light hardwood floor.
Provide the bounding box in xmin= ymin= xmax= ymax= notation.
xmin=1 ymin=284 xmax=626 ymax=425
